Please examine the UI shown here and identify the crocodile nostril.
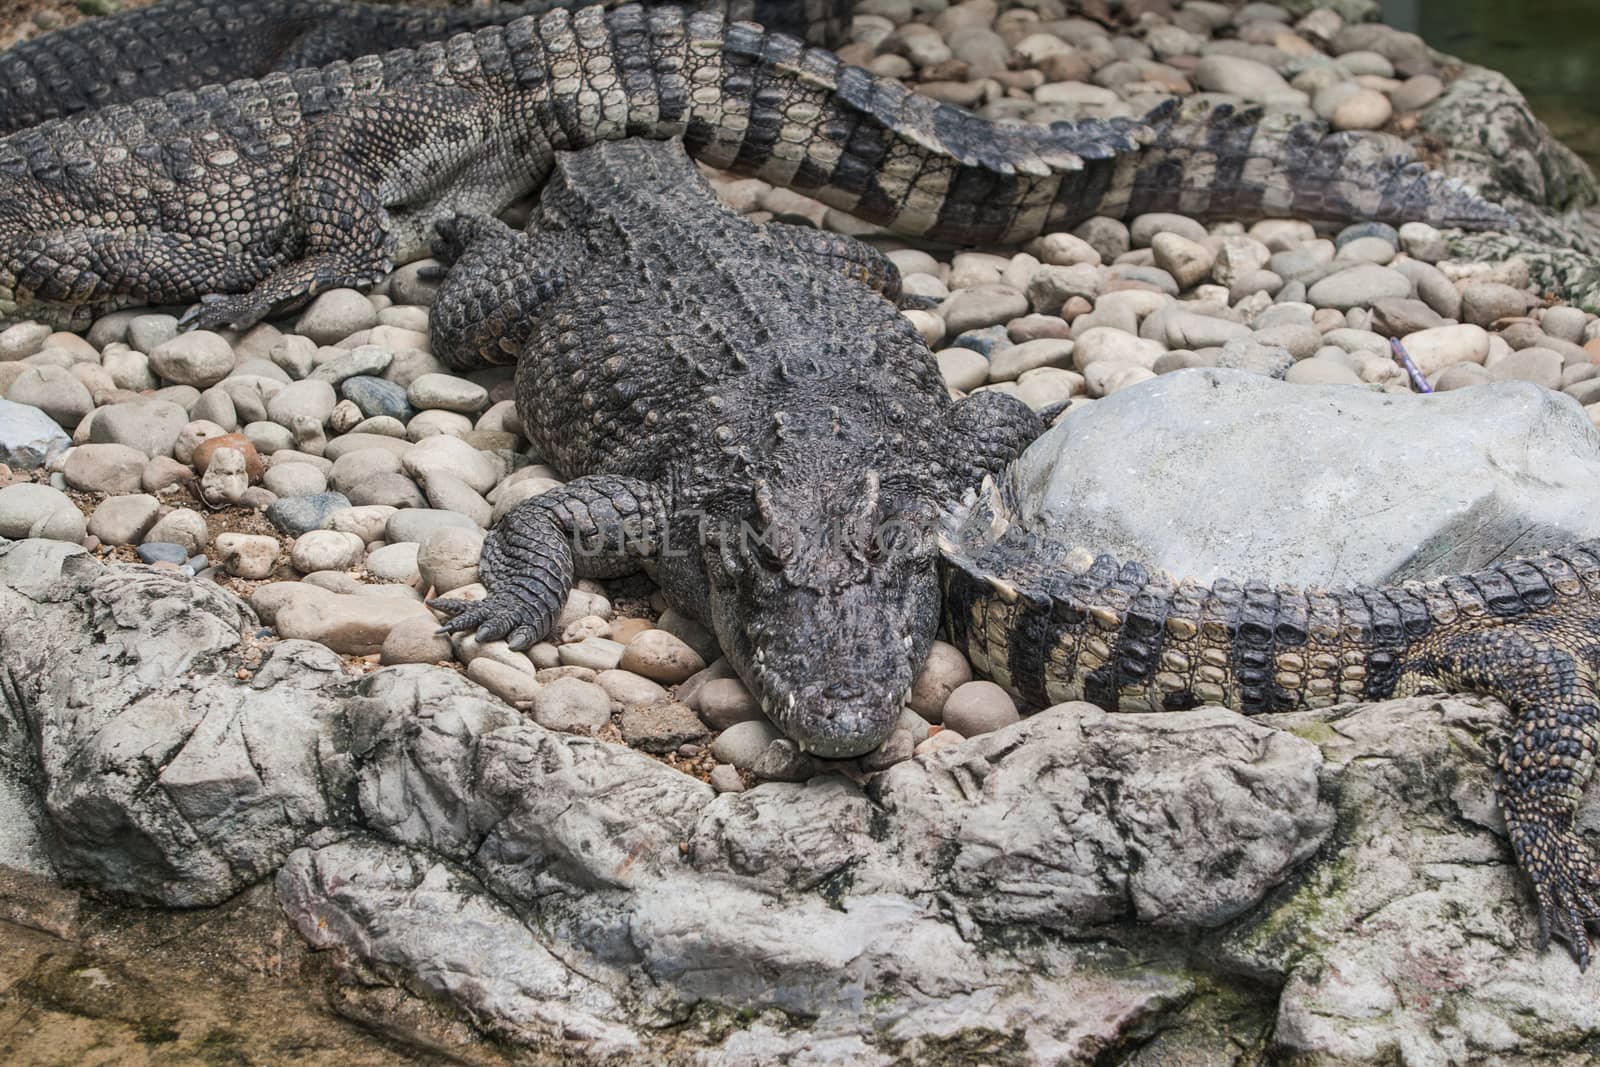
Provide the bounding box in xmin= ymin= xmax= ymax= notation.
xmin=822 ymin=681 xmax=864 ymax=701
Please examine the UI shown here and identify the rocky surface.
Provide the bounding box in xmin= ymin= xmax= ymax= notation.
xmin=1005 ymin=367 xmax=1600 ymax=586
xmin=5 ymin=539 xmax=1599 ymax=1063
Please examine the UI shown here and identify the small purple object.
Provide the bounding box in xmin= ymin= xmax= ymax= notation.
xmin=1390 ymin=337 xmax=1432 ymax=393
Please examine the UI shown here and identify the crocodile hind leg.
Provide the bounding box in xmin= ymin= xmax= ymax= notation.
xmin=431 ymin=476 xmax=667 ymax=650
xmin=1408 ymin=622 xmax=1600 ymax=967
xmin=2 ymin=228 xmax=277 ymax=331
xmin=426 ymin=213 xmax=566 ymax=372
xmin=179 ymin=91 xmax=493 ymax=331
xmin=761 ymin=223 xmax=906 ymax=303
xmin=938 ymin=389 xmax=1047 ymax=495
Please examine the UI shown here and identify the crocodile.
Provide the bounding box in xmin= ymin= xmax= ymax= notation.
xmin=425 ymin=133 xmax=1598 ymax=969
xmin=0 ymin=0 xmax=849 ymax=134
xmin=940 ymin=476 xmax=1600 ymax=969
xmin=0 ymin=3 xmax=1509 ymax=333
xmin=426 ymin=134 xmax=1042 ymax=756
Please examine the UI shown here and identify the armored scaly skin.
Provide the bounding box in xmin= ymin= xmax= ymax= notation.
xmin=426 ymin=135 xmax=1044 ymax=760
xmin=0 ymin=3 xmax=1507 ymax=332
xmin=0 ymin=0 xmax=850 ymax=134
xmin=940 ymin=477 xmax=1600 ymax=969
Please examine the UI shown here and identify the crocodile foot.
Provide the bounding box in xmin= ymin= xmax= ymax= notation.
xmin=1507 ymin=807 xmax=1600 ymax=970
xmin=430 ymin=591 xmax=549 ymax=651
xmin=421 ymin=212 xmax=510 ymax=280
xmin=178 ymin=291 xmax=274 ymax=332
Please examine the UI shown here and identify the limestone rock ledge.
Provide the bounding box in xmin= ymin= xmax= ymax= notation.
xmin=2 ymin=539 xmax=1597 ymax=1063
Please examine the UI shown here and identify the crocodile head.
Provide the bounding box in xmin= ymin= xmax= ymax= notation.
xmin=700 ymin=467 xmax=941 ymax=758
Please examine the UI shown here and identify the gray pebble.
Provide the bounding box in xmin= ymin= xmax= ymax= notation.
xmin=145 ymin=508 xmax=209 ymax=555
xmin=136 ymin=542 xmax=190 ymax=565
xmin=266 ymin=491 xmax=352 ymax=536
xmin=6 ymin=366 xmax=93 ymax=429
xmin=87 ymin=493 xmax=161 ymax=545
xmin=149 ymin=331 xmax=235 ymax=388
xmin=89 ymin=398 xmax=189 ymax=457
xmin=365 ymin=541 xmax=422 ymax=584
xmin=1542 ymin=306 xmax=1590 ymax=345
xmin=697 ymin=677 xmax=765 ymax=730
xmin=1461 ymin=282 xmax=1533 ymax=328
xmin=0 ymin=482 xmax=85 ymax=542
xmin=418 ymin=469 xmax=492 ymax=526
xmin=63 ymin=442 xmax=146 ymax=493
xmin=347 ymin=471 xmax=427 ymax=510
xmin=0 ymin=397 xmax=71 ymax=469
xmin=708 ymin=764 xmax=745 ymax=793
xmin=1285 ymin=357 xmax=1363 ymax=386
xmin=309 ymin=344 xmax=393 ymax=386
xmin=290 ymin=529 xmax=365 ymax=573
xmin=341 ymin=375 xmax=415 ymax=421
xmin=266 ymin=379 xmax=337 ymax=429
xmin=0 ymin=321 xmax=51 ymax=361
xmin=531 ymin=676 xmax=612 ymax=733
xmin=940 ymin=680 xmax=1021 ymax=738
xmin=242 ymin=420 xmax=294 ymax=455
xmin=1305 ymin=264 xmax=1411 ymax=310
xmin=262 ymin=461 xmax=329 ymax=498
xmin=407 ymin=373 xmax=489 ymax=414
xmin=294 ymin=288 xmax=379 ymax=345
xmin=1334 ymin=221 xmax=1399 ymax=248
xmin=386 ymin=507 xmax=480 ymax=545
xmin=940 ymin=287 xmax=1028 ymax=336
xmin=751 ymin=739 xmax=816 ymax=783
xmin=711 ymin=720 xmax=784 ymax=771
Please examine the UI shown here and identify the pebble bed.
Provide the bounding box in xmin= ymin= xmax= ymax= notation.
xmin=3 ymin=0 xmax=1599 ymax=789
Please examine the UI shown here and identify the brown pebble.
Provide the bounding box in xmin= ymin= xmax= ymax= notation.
xmin=608 ymin=616 xmax=655 ymax=644
xmin=191 ymin=433 xmax=264 ymax=482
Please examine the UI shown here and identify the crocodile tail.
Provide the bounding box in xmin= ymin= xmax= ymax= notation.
xmin=1082 ymin=96 xmax=1512 ymax=232
xmin=940 ymin=477 xmax=1600 ymax=966
xmin=576 ymin=5 xmax=1505 ymax=243
xmin=937 ymin=476 xmax=1598 ymax=717
xmin=530 ymin=4 xmax=1160 ymax=247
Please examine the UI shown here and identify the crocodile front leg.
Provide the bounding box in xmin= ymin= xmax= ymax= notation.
xmin=431 ymin=475 xmax=667 ymax=649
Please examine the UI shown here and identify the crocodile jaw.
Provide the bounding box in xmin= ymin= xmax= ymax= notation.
xmin=707 ymin=562 xmax=941 ymax=759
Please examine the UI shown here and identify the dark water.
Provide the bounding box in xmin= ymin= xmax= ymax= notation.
xmin=1383 ymin=0 xmax=1600 ymax=170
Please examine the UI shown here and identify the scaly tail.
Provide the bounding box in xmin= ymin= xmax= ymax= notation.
xmin=560 ymin=7 xmax=1509 ymax=244
xmin=939 ymin=476 xmax=1600 ymax=967
xmin=1091 ymin=97 xmax=1513 ymax=232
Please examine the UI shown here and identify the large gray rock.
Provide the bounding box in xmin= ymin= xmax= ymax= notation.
xmin=0 ymin=543 xmax=1326 ymax=1060
xmin=1238 ymin=697 xmax=1600 ymax=1063
xmin=1004 ymin=368 xmax=1600 ymax=586
xmin=2 ymin=546 xmax=1595 ymax=1063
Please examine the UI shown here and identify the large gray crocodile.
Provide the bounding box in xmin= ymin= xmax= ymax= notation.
xmin=427 ymin=134 xmax=1042 ymax=758
xmin=0 ymin=2 xmax=1508 ymax=333
xmin=0 ymin=0 xmax=850 ymax=134
xmin=426 ymin=135 xmax=1600 ymax=969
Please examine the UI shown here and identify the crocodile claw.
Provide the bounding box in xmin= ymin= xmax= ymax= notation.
xmin=178 ymin=291 xmax=268 ymax=332
xmin=1508 ymin=810 xmax=1600 ymax=970
xmin=429 ymin=593 xmax=544 ymax=651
